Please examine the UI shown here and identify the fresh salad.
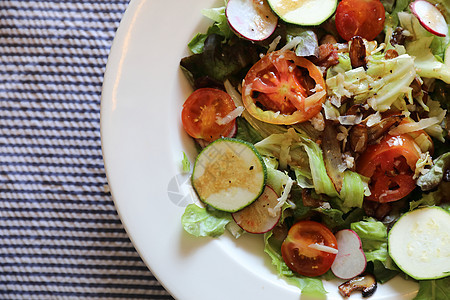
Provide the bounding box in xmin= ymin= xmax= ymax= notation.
xmin=179 ymin=0 xmax=450 ymax=298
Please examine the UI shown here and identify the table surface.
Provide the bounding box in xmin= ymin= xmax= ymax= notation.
xmin=0 ymin=0 xmax=173 ymax=299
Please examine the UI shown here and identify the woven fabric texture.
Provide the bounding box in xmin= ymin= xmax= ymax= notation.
xmin=0 ymin=0 xmax=173 ymax=299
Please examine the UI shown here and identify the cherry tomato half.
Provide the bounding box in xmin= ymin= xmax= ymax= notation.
xmin=335 ymin=0 xmax=386 ymax=41
xmin=181 ymin=88 xmax=236 ymax=142
xmin=357 ymin=134 xmax=422 ymax=203
xmin=242 ymin=50 xmax=326 ymax=125
xmin=281 ymin=220 xmax=337 ymax=277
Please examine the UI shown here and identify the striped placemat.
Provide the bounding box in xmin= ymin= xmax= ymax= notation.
xmin=0 ymin=0 xmax=173 ymax=299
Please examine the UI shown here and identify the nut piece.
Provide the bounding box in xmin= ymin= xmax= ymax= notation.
xmin=384 ymin=49 xmax=399 ymax=60
xmin=349 ymin=36 xmax=366 ymax=69
xmin=366 ymin=114 xmax=404 ymax=143
xmin=338 ymin=273 xmax=377 ymax=298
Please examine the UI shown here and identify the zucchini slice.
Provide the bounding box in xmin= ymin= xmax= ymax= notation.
xmin=267 ymin=0 xmax=337 ymax=26
xmin=388 ymin=206 xmax=450 ymax=280
xmin=192 ymin=138 xmax=266 ymax=212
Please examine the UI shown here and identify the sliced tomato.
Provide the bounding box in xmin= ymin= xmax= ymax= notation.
xmin=357 ymin=134 xmax=422 ymax=203
xmin=335 ymin=0 xmax=386 ymax=41
xmin=242 ymin=50 xmax=326 ymax=125
xmin=281 ymin=220 xmax=337 ymax=277
xmin=181 ymin=88 xmax=236 ymax=142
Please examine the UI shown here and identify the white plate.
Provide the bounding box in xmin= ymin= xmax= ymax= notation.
xmin=100 ymin=0 xmax=419 ymax=299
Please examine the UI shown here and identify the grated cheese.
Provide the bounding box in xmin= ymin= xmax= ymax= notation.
xmin=308 ymin=243 xmax=339 ymax=254
xmin=309 ymin=112 xmax=325 ymax=131
xmin=267 ymin=35 xmax=281 ymax=53
xmin=215 ymin=106 xmax=244 ymax=125
xmin=268 ymin=177 xmax=294 ymax=217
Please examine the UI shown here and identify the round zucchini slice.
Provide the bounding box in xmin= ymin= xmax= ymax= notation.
xmin=388 ymin=206 xmax=450 ymax=280
xmin=267 ymin=0 xmax=337 ymax=26
xmin=192 ymin=138 xmax=266 ymax=212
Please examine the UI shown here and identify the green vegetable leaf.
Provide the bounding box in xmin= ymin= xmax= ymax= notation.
xmin=339 ymin=171 xmax=369 ymax=211
xmin=284 ymin=276 xmax=327 ymax=298
xmin=181 ymin=204 xmax=231 ymax=237
xmin=414 ymin=277 xmax=450 ymax=300
xmin=285 ymin=27 xmax=319 ymax=57
xmin=417 ymin=152 xmax=450 ymax=191
xmin=180 ymin=34 xmax=261 ymax=86
xmin=181 ymin=152 xmax=191 ymax=173
xmin=234 ymin=117 xmax=263 ymax=144
xmin=187 ymin=33 xmax=208 ymax=54
xmin=397 ymin=12 xmax=450 ymax=83
xmin=384 ymin=0 xmax=410 ymax=27
xmin=351 ymin=218 xmax=389 ymax=263
xmin=410 ymin=181 xmax=450 ymax=210
xmin=201 ymin=7 xmax=233 ymax=39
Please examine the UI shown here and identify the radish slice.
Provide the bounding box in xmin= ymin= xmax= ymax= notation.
xmin=410 ymin=0 xmax=448 ymax=37
xmin=232 ymin=185 xmax=281 ymax=234
xmin=226 ymin=0 xmax=278 ymax=41
xmin=331 ymin=229 xmax=367 ymax=279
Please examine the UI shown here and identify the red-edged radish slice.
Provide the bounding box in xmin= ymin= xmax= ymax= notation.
xmin=331 ymin=229 xmax=367 ymax=279
xmin=232 ymin=185 xmax=281 ymax=233
xmin=226 ymin=0 xmax=278 ymax=41
xmin=410 ymin=0 xmax=448 ymax=37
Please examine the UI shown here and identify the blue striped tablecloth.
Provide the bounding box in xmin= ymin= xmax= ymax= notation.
xmin=0 ymin=1 xmax=173 ymax=299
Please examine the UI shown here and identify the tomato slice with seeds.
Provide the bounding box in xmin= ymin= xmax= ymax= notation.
xmin=357 ymin=134 xmax=422 ymax=203
xmin=281 ymin=220 xmax=337 ymax=277
xmin=181 ymin=88 xmax=236 ymax=142
xmin=242 ymin=50 xmax=326 ymax=125
xmin=335 ymin=0 xmax=386 ymax=41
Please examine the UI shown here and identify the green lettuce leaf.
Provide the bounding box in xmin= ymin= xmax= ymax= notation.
xmin=285 ymin=27 xmax=319 ymax=57
xmin=383 ymin=0 xmax=410 ymax=27
xmin=339 ymin=171 xmax=370 ymax=211
xmin=350 ymin=218 xmax=401 ymax=281
xmin=234 ymin=117 xmax=263 ymax=144
xmin=350 ymin=218 xmax=389 ymax=263
xmin=414 ymin=277 xmax=450 ymax=300
xmin=180 ymin=34 xmax=261 ymax=87
xmin=181 ymin=204 xmax=232 ymax=237
xmin=201 ymin=6 xmax=233 ymax=40
xmin=398 ymin=12 xmax=450 ymax=83
xmin=181 ymin=152 xmax=191 ymax=173
xmin=417 ymin=152 xmax=450 ymax=191
xmin=410 ymin=181 xmax=450 ymax=210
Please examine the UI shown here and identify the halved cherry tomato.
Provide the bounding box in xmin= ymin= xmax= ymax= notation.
xmin=242 ymin=50 xmax=326 ymax=125
xmin=335 ymin=0 xmax=386 ymax=41
xmin=181 ymin=88 xmax=236 ymax=142
xmin=357 ymin=134 xmax=422 ymax=203
xmin=281 ymin=220 xmax=337 ymax=277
